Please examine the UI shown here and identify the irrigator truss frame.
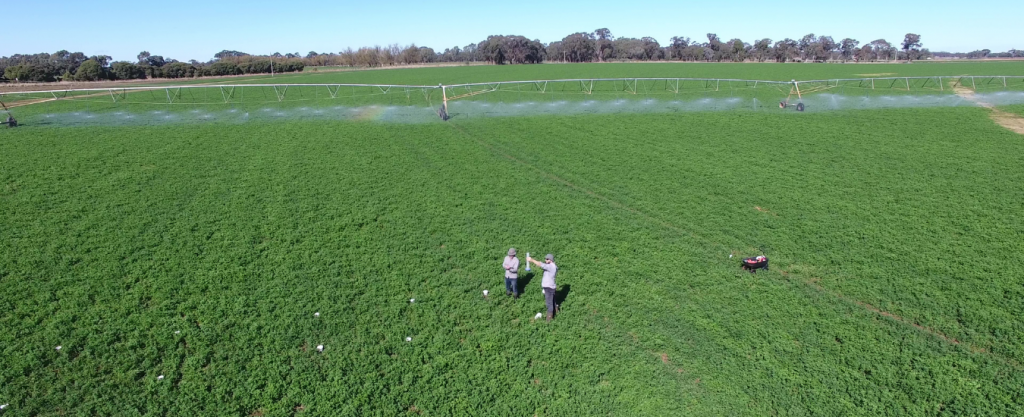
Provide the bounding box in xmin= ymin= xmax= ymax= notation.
xmin=2 ymin=76 xmax=1022 ymax=119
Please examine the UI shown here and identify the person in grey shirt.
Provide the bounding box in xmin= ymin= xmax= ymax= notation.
xmin=503 ymin=248 xmax=520 ymax=298
xmin=527 ymin=253 xmax=558 ymax=322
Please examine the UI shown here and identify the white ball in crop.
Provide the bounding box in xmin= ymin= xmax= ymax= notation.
xmin=405 ymin=337 xmax=412 ymax=342
xmin=314 ymin=312 xmax=320 ymax=317
xmin=409 ymin=298 xmax=415 ymax=303
xmin=55 ymin=346 xmax=62 ymax=351
xmin=157 ymin=375 xmax=164 ymax=381
xmin=316 ymin=344 xmax=324 ymax=352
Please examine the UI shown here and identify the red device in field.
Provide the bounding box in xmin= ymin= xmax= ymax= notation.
xmin=741 ymin=255 xmax=769 ymax=273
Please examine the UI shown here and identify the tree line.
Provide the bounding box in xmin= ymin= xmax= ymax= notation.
xmin=293 ymin=32 xmax=931 ymax=67
xmin=1 ymin=29 xmax=1018 ymax=83
xmin=0 ymin=50 xmax=305 ymax=83
xmin=932 ymin=49 xmax=1023 ymax=59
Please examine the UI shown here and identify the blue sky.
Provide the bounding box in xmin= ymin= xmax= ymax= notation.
xmin=4 ymin=0 xmax=1021 ymax=62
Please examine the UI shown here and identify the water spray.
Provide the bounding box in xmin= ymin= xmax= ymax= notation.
xmin=9 ymin=77 xmax=1024 ymax=127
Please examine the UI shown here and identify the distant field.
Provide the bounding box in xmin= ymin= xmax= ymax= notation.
xmin=5 ymin=61 xmax=1022 ymax=127
xmin=1 ymin=62 xmax=1023 ymax=415
xmin=245 ymin=61 xmax=1024 ymax=85
xmin=3 ymin=61 xmax=1023 ymax=92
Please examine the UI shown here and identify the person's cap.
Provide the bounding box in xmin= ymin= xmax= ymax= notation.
xmin=545 ymin=254 xmax=554 ymax=261
xmin=508 ymin=248 xmax=517 ymax=256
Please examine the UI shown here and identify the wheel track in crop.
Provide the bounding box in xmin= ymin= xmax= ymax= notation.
xmin=447 ymin=122 xmax=710 ymax=244
xmin=775 ymin=269 xmax=1021 ymax=370
xmin=448 ymin=121 xmax=1022 ymax=370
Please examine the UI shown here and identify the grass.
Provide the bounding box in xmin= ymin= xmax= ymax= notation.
xmin=1001 ymin=103 xmax=1024 ymax=116
xmin=5 ymin=61 xmax=1022 ymax=91
xmin=243 ymin=61 xmax=1024 ymax=85
xmin=4 ymin=61 xmax=1019 ymax=115
xmin=1 ymin=62 xmax=1024 ymax=415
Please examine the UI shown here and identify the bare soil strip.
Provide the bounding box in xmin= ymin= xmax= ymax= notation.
xmin=988 ymin=109 xmax=1024 ymax=134
xmin=4 ymin=97 xmax=59 ymax=108
xmin=954 ymin=85 xmax=1024 ymax=134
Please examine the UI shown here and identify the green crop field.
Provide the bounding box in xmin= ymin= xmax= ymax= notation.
xmin=11 ymin=60 xmax=1022 ymax=88
xmin=1002 ymin=103 xmax=1024 ymax=116
xmin=2 ymin=62 xmax=1024 ymax=416
xmin=227 ymin=60 xmax=1024 ymax=87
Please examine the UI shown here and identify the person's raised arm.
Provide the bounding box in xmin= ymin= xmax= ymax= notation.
xmin=527 ymin=256 xmax=544 ymax=267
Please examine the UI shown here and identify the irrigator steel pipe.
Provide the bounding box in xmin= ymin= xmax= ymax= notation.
xmin=440 ymin=76 xmax=1024 ymax=89
xmin=2 ymin=76 xmax=1021 ymax=99
xmin=443 ymin=77 xmax=783 ymax=88
xmin=0 ymin=83 xmax=439 ymax=96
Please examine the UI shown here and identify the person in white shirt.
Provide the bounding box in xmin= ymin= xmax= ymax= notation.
xmin=527 ymin=253 xmax=558 ymax=322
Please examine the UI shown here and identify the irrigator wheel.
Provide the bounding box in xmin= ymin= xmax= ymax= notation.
xmin=796 ymin=103 xmax=805 ymax=112
xmin=779 ymin=101 xmax=787 ymax=109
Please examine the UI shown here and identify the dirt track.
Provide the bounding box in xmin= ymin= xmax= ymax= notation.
xmin=3 ymin=92 xmax=112 ymax=109
xmin=3 ymin=97 xmax=55 ymax=108
xmin=953 ymin=85 xmax=1024 ymax=134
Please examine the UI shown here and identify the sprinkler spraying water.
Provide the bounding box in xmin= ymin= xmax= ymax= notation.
xmin=11 ymin=76 xmax=1024 ymax=127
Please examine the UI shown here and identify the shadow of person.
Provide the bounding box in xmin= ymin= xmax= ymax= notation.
xmin=554 ymin=284 xmax=571 ymax=309
xmin=517 ymin=272 xmax=535 ymax=294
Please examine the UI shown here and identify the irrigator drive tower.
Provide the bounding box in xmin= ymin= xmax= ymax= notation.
xmin=1 ymin=98 xmax=17 ymax=127
xmin=438 ymin=83 xmax=450 ymax=121
xmin=779 ymin=80 xmax=805 ymax=112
